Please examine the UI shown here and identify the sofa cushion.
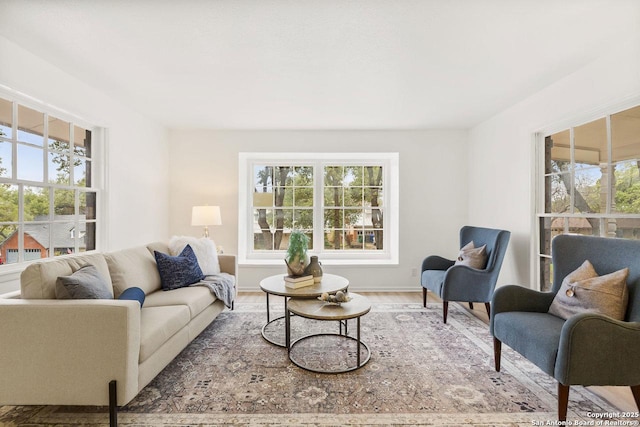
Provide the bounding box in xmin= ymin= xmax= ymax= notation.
xmin=169 ymin=236 xmax=220 ymax=275
xmin=147 ymin=241 xmax=170 ymax=256
xmin=55 ymin=264 xmax=114 ymax=300
xmin=139 ymin=305 xmax=190 ymax=363
xmin=144 ymin=286 xmax=216 ymax=319
xmin=104 ymin=246 xmax=162 ymax=297
xmin=21 ymin=253 xmax=112 ymax=299
xmin=421 ymin=270 xmax=446 ymax=295
xmin=493 ymin=311 xmax=565 ymax=376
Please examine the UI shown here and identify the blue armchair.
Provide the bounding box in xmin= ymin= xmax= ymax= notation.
xmin=420 ymin=226 xmax=510 ymax=323
xmin=491 ymin=234 xmax=640 ymax=421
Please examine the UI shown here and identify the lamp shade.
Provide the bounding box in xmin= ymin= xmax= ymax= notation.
xmin=191 ymin=206 xmax=222 ymax=226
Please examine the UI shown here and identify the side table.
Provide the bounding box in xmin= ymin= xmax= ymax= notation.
xmin=286 ymin=292 xmax=371 ymax=373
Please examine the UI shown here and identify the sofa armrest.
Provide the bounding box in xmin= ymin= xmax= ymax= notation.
xmin=421 ymin=255 xmax=455 ymax=272
xmin=555 ymin=313 xmax=640 ymax=386
xmin=0 ymin=299 xmax=141 ymax=406
xmin=219 ymin=254 xmax=237 ymax=276
xmin=490 ymin=285 xmax=555 ymax=335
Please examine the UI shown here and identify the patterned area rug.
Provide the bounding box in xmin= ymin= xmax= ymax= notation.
xmin=0 ymin=302 xmax=625 ymax=426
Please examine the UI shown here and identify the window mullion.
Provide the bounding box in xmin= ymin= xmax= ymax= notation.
xmin=75 ymin=189 xmax=80 ymax=254
xmin=11 ymin=101 xmax=17 ymax=181
xmin=43 ymin=113 xmax=49 ymax=185
xmin=569 ymin=127 xmax=575 ymax=215
xmin=606 ymin=114 xmax=612 ymax=215
xmin=69 ymin=123 xmax=74 ymax=185
xmin=314 ymin=161 xmax=324 ymax=255
xmin=18 ymin=184 xmax=24 ymax=263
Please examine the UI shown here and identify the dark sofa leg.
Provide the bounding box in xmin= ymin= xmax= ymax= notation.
xmin=422 ymin=288 xmax=427 ymax=307
xmin=109 ymin=380 xmax=118 ymax=427
xmin=468 ymin=302 xmax=474 ymax=310
xmin=442 ymin=301 xmax=448 ymax=324
xmin=484 ymin=302 xmax=491 ymax=319
xmin=631 ymin=385 xmax=640 ymax=410
xmin=558 ymin=383 xmax=569 ymax=422
xmin=493 ymin=337 xmax=501 ymax=372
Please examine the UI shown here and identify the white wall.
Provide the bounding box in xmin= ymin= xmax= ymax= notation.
xmin=468 ymin=35 xmax=640 ymax=289
xmin=0 ymin=36 xmax=170 ymax=293
xmin=167 ymin=130 xmax=468 ymax=291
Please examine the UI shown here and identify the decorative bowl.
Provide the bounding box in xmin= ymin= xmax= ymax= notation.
xmin=318 ymin=291 xmax=351 ymax=305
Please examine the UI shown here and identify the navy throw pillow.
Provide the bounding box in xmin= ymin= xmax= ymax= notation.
xmin=154 ymin=244 xmax=204 ymax=291
xmin=118 ymin=286 xmax=146 ymax=308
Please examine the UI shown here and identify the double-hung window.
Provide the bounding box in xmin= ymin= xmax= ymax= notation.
xmin=239 ymin=152 xmax=399 ymax=265
xmin=536 ymin=104 xmax=640 ymax=290
xmin=0 ymin=94 xmax=102 ymax=267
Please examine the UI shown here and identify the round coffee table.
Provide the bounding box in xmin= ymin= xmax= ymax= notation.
xmin=259 ymin=273 xmax=349 ymax=347
xmin=286 ymin=292 xmax=371 ymax=373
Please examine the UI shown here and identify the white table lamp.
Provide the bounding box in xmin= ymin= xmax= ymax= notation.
xmin=191 ymin=205 xmax=222 ymax=238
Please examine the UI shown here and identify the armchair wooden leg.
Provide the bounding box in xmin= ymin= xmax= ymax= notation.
xmin=558 ymin=383 xmax=569 ymax=422
xmin=493 ymin=337 xmax=501 ymax=372
xmin=484 ymin=302 xmax=491 ymax=319
xmin=468 ymin=302 xmax=474 ymax=310
xmin=443 ymin=301 xmax=448 ymax=323
xmin=631 ymin=385 xmax=640 ymax=410
xmin=422 ymin=288 xmax=427 ymax=307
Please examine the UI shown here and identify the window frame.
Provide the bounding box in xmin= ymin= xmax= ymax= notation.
xmin=238 ymin=152 xmax=399 ymax=265
xmin=0 ymin=89 xmax=104 ymax=275
xmin=534 ymin=100 xmax=640 ymax=291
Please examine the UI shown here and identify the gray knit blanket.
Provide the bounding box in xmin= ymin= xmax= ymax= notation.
xmin=192 ymin=272 xmax=236 ymax=309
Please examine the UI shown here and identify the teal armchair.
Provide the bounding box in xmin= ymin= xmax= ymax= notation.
xmin=421 ymin=226 xmax=510 ymax=323
xmin=491 ymin=234 xmax=640 ymax=421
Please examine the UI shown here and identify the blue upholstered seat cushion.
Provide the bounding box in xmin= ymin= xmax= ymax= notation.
xmin=55 ymin=264 xmax=114 ymax=299
xmin=493 ymin=311 xmax=565 ymax=376
xmin=118 ymin=286 xmax=146 ymax=307
xmin=421 ymin=270 xmax=446 ymax=295
xmin=154 ymin=244 xmax=204 ymax=291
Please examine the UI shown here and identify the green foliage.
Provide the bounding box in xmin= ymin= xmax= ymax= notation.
xmin=24 ymin=188 xmax=49 ymax=219
xmin=253 ymin=164 xmax=385 ymax=251
xmin=615 ymin=162 xmax=640 ymax=213
xmin=286 ymin=230 xmax=309 ymax=262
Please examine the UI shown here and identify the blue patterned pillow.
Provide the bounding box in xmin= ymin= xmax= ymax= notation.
xmin=154 ymin=244 xmax=204 ymax=291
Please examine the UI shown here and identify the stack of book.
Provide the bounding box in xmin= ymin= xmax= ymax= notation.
xmin=284 ymin=274 xmax=315 ymax=289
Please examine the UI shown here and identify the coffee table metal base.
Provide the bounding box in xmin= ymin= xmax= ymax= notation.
xmin=261 ymin=315 xmax=287 ymax=347
xmin=289 ymin=332 xmax=371 ymax=374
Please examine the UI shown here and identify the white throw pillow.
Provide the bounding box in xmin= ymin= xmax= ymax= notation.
xmin=454 ymin=241 xmax=488 ymax=269
xmin=168 ymin=236 xmax=220 ymax=275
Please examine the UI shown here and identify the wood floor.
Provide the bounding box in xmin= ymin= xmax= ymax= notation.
xmin=237 ymin=290 xmax=636 ymax=412
xmin=237 ymin=290 xmax=489 ymax=320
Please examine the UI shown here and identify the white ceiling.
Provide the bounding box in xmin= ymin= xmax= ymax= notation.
xmin=1 ymin=0 xmax=639 ymax=130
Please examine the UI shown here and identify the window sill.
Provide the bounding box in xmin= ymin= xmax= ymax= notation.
xmin=239 ymin=258 xmax=399 ymax=267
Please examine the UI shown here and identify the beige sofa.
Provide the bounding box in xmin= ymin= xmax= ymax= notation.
xmin=0 ymin=241 xmax=236 ymax=413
